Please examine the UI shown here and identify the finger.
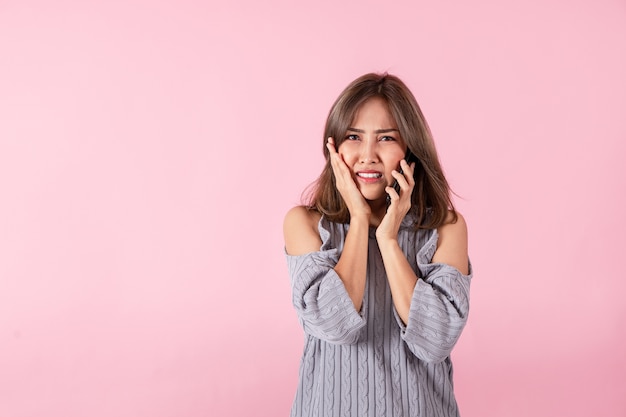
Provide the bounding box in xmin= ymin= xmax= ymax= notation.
xmin=401 ymin=160 xmax=415 ymax=174
xmin=407 ymin=162 xmax=416 ymax=186
xmin=326 ymin=138 xmax=337 ymax=156
xmin=327 ymin=144 xmax=354 ymax=187
xmin=398 ymin=161 xmax=416 ymax=188
xmin=329 ymin=151 xmax=347 ymax=175
xmin=327 ymin=139 xmax=343 ymax=170
xmin=327 ymin=139 xmax=342 ymax=171
xmin=327 ymin=138 xmax=345 ymax=166
xmin=328 ymin=140 xmax=351 ymax=175
xmin=391 ymin=169 xmax=410 ymax=190
xmin=390 ymin=172 xmax=414 ymax=206
xmin=399 ymin=159 xmax=415 ymax=179
xmin=385 ymin=186 xmax=399 ymax=202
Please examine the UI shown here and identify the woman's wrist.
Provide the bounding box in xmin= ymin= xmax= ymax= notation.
xmin=349 ymin=212 xmax=371 ymax=224
xmin=376 ymin=232 xmax=400 ymax=248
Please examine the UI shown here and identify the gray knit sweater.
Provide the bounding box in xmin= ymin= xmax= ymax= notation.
xmin=286 ymin=215 xmax=472 ymax=417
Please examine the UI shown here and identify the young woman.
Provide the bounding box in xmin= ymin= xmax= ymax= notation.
xmin=283 ymin=73 xmax=472 ymax=417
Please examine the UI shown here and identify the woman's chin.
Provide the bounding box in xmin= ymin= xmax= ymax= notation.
xmin=357 ymin=184 xmax=389 ymax=205
xmin=362 ymin=193 xmax=387 ymax=205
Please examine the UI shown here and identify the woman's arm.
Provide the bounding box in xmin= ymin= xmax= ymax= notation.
xmin=284 ymin=206 xmax=369 ymax=311
xmin=377 ymin=237 xmax=418 ymax=325
xmin=318 ymin=137 xmax=371 ymax=311
xmin=379 ymin=212 xmax=469 ymax=324
xmin=380 ymin=212 xmax=471 ymax=362
xmin=375 ymin=159 xmax=419 ymax=324
xmin=284 ymin=206 xmax=367 ymax=344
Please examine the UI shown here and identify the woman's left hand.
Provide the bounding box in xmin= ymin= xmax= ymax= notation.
xmin=375 ymin=160 xmax=415 ymax=242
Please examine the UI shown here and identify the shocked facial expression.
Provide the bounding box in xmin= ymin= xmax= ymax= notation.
xmin=338 ymin=97 xmax=407 ymax=203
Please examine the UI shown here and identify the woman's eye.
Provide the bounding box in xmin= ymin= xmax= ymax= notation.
xmin=380 ymin=136 xmax=396 ymax=141
xmin=345 ymin=134 xmax=359 ymax=141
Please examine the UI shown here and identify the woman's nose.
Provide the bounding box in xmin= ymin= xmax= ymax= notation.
xmin=359 ymin=141 xmax=378 ymax=163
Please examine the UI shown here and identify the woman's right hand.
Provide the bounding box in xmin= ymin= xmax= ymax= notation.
xmin=326 ymin=137 xmax=371 ymax=220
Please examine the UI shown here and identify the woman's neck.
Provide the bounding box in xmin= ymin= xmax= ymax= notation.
xmin=368 ymin=200 xmax=388 ymax=227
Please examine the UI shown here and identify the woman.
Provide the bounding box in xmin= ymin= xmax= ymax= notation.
xmin=283 ymin=73 xmax=472 ymax=417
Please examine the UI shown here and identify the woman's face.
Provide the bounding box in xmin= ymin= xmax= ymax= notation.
xmin=338 ymin=97 xmax=407 ymax=204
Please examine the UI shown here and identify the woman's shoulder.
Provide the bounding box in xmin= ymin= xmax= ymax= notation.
xmin=432 ymin=210 xmax=469 ymax=274
xmin=439 ymin=210 xmax=467 ymax=235
xmin=284 ymin=205 xmax=322 ymax=226
xmin=283 ymin=206 xmax=323 ymax=256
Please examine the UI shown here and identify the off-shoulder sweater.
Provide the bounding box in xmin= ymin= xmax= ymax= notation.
xmin=285 ymin=215 xmax=472 ymax=417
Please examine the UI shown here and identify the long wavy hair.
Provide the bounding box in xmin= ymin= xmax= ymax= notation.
xmin=305 ymin=73 xmax=457 ymax=229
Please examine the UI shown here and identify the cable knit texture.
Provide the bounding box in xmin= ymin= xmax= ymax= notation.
xmin=286 ymin=215 xmax=472 ymax=417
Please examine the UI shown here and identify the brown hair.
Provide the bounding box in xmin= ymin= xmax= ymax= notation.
xmin=305 ymin=72 xmax=457 ymax=229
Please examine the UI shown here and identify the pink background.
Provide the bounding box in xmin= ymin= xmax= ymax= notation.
xmin=1 ymin=0 xmax=625 ymax=416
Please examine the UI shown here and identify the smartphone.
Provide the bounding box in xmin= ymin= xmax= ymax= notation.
xmin=388 ymin=152 xmax=419 ymax=204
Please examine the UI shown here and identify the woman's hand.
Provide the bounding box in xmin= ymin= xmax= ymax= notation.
xmin=376 ymin=159 xmax=415 ymax=242
xmin=326 ymin=137 xmax=371 ymax=220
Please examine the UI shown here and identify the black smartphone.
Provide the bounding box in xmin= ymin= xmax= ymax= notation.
xmin=388 ymin=152 xmax=419 ymax=204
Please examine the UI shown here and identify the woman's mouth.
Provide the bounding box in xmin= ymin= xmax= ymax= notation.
xmin=356 ymin=171 xmax=383 ymax=183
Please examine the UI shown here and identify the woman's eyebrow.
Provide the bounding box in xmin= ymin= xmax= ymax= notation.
xmin=347 ymin=127 xmax=400 ymax=133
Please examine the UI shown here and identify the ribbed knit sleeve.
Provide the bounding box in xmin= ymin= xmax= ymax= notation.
xmin=398 ymin=230 xmax=472 ymax=363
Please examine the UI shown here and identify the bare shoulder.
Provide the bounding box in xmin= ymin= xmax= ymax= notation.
xmin=283 ymin=206 xmax=323 ymax=256
xmin=432 ymin=211 xmax=469 ymax=275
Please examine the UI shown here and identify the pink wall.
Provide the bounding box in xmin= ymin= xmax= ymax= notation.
xmin=1 ymin=1 xmax=625 ymax=416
